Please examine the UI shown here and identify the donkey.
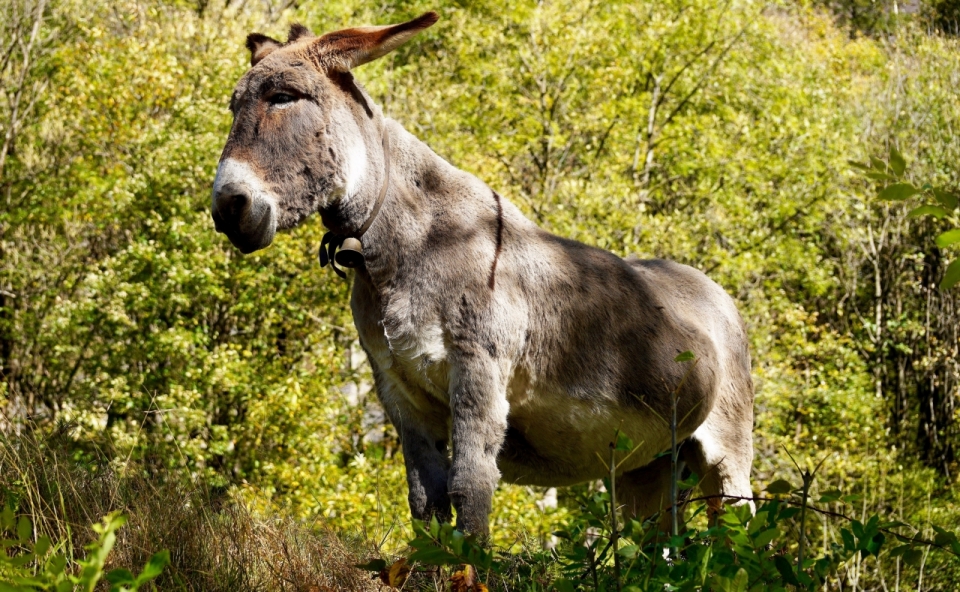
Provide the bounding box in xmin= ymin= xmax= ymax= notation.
xmin=212 ymin=12 xmax=755 ymax=537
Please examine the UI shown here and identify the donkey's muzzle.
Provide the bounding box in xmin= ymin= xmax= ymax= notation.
xmin=211 ymin=181 xmax=276 ymax=254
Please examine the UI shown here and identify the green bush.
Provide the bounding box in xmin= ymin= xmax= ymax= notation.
xmin=0 ymin=509 xmax=168 ymax=592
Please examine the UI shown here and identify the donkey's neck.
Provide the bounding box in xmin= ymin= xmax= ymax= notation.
xmin=348 ymin=118 xmax=489 ymax=288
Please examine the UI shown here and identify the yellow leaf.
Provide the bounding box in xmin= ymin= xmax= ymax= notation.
xmin=379 ymin=558 xmax=410 ymax=589
xmin=450 ymin=564 xmax=487 ymax=592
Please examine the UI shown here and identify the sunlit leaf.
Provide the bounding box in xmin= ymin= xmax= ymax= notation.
xmin=888 ymin=145 xmax=905 ymax=177
xmin=753 ymin=527 xmax=780 ymax=548
xmin=935 ymin=229 xmax=960 ymax=248
xmin=907 ymin=205 xmax=947 ymax=219
xmin=135 ymin=549 xmax=170 ymax=583
xmin=847 ymin=160 xmax=871 ymax=171
xmin=878 ymin=183 xmax=918 ymax=201
xmin=933 ymin=188 xmax=959 ymax=209
xmin=941 ymin=260 xmax=960 ymax=290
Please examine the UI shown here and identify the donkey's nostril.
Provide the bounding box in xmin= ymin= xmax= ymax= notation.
xmin=213 ymin=184 xmax=251 ymax=228
xmin=226 ymin=194 xmax=248 ymax=218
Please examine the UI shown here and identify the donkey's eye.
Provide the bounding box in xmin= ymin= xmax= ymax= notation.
xmin=268 ymin=93 xmax=296 ymax=105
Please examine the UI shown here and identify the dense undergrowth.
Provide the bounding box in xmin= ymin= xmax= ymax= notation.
xmin=1 ymin=0 xmax=960 ymax=589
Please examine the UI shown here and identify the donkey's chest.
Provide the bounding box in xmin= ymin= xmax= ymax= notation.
xmin=356 ymin=302 xmax=453 ymax=403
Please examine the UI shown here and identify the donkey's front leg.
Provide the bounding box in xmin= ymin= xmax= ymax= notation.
xmin=448 ymin=355 xmax=508 ymax=538
xmin=372 ymin=372 xmax=453 ymax=523
xmin=400 ymin=424 xmax=453 ymax=524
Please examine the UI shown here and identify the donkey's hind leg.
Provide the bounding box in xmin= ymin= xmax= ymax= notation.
xmin=681 ymin=402 xmax=755 ymax=520
xmin=617 ymin=454 xmax=677 ymax=534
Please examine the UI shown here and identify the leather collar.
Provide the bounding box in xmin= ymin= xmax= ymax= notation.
xmin=318 ymin=127 xmax=391 ymax=278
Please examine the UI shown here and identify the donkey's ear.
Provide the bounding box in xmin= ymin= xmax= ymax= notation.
xmin=313 ymin=11 xmax=439 ymax=71
xmin=246 ymin=33 xmax=282 ymax=67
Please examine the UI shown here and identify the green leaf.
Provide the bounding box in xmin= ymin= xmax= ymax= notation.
xmin=935 ymin=229 xmax=960 ymax=249
xmin=774 ymin=555 xmax=801 ymax=586
xmin=34 ymin=535 xmax=51 ymax=556
xmin=878 ymin=183 xmax=918 ymax=201
xmin=847 ymin=160 xmax=871 ymax=171
xmin=931 ymin=525 xmax=957 ymax=545
xmin=818 ymin=489 xmax=843 ymax=503
xmin=943 ymin=260 xmax=960 ymax=290
xmin=1 ymin=506 xmax=13 ymax=531
xmin=903 ymin=548 xmax=924 ymax=565
xmin=407 ymin=547 xmax=460 ymax=565
xmin=16 ymin=516 xmax=31 ymax=542
xmin=870 ymin=155 xmax=888 ymax=172
xmin=753 ymin=527 xmax=780 ymax=549
xmin=135 ymin=549 xmax=170 ymax=583
xmin=889 ymin=146 xmax=906 ymax=177
xmin=678 ymin=472 xmax=700 ymax=490
xmin=614 ymin=431 xmax=633 ymax=452
xmin=864 ymin=533 xmax=885 ymax=556
xmin=908 ymin=205 xmax=948 ymax=219
xmin=617 ymin=544 xmax=639 ymax=558
xmin=766 ymin=479 xmax=794 ymax=494
xmin=730 ymin=567 xmax=748 ymax=592
xmin=106 ymin=568 xmax=135 ymax=585
xmin=933 ymin=188 xmax=959 ymax=210
xmin=841 ymin=528 xmax=856 ymax=551
xmin=674 ymin=350 xmax=695 ymax=362
xmin=354 ymin=558 xmax=387 ymax=571
xmin=888 ymin=544 xmax=912 ymax=557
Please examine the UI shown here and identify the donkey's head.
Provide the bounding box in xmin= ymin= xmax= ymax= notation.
xmin=212 ymin=12 xmax=438 ymax=253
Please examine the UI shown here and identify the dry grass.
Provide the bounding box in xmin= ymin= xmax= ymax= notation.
xmin=0 ymin=423 xmax=379 ymax=591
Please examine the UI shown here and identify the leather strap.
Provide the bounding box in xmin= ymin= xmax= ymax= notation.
xmin=319 ymin=127 xmax=391 ymax=278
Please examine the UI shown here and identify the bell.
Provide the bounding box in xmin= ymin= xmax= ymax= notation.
xmin=335 ymin=237 xmax=365 ymax=268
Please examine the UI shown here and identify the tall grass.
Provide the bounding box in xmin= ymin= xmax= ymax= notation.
xmin=0 ymin=422 xmax=376 ymax=591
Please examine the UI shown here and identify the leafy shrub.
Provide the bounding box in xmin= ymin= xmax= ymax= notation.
xmin=358 ymin=431 xmax=960 ymax=591
xmin=0 ymin=509 xmax=168 ymax=592
xmin=853 ymin=146 xmax=960 ymax=289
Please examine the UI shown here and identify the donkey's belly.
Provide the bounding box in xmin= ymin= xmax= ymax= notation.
xmin=498 ymin=392 xmax=676 ymax=487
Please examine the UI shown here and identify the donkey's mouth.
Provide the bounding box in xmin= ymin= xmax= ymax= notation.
xmin=225 ymin=231 xmax=273 ymax=254
xmin=212 ymin=158 xmax=279 ymax=253
xmin=212 ymin=201 xmax=277 ymax=254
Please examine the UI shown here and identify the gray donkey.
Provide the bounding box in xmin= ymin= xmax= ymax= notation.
xmin=212 ymin=12 xmax=754 ymax=537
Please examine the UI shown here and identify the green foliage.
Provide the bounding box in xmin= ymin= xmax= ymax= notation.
xmin=359 ymin=429 xmax=960 ymax=590
xmin=0 ymin=507 xmax=167 ymax=592
xmin=363 ymin=478 xmax=960 ymax=591
xmin=853 ymin=146 xmax=960 ymax=288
